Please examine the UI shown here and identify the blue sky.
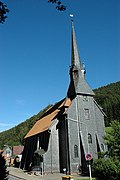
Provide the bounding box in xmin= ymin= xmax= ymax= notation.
xmin=0 ymin=0 xmax=120 ymax=132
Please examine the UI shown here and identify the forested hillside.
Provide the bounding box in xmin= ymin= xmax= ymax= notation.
xmin=94 ymin=81 xmax=120 ymax=126
xmin=0 ymin=105 xmax=52 ymax=149
xmin=0 ymin=81 xmax=119 ymax=149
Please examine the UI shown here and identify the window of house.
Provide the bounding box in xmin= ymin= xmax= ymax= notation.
xmin=84 ymin=109 xmax=90 ymax=120
xmin=6 ymin=150 xmax=10 ymax=154
xmin=74 ymin=145 xmax=79 ymax=158
xmin=83 ymin=96 xmax=88 ymax=102
xmin=73 ymin=70 xmax=79 ymax=78
xmin=88 ymin=133 xmax=92 ymax=144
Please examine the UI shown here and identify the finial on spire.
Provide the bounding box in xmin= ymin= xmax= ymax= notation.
xmin=70 ymin=14 xmax=74 ymax=21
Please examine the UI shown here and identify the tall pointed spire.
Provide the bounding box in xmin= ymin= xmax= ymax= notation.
xmin=67 ymin=19 xmax=95 ymax=98
xmin=71 ymin=19 xmax=86 ymax=79
xmin=71 ymin=20 xmax=81 ymax=69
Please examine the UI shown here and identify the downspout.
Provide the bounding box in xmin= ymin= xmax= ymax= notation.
xmin=75 ymin=96 xmax=82 ymax=165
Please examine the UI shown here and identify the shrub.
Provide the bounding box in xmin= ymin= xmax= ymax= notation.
xmin=92 ymin=158 xmax=120 ymax=180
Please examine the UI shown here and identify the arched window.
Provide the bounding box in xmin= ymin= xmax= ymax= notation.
xmin=88 ymin=133 xmax=92 ymax=144
xmin=73 ymin=70 xmax=79 ymax=79
xmin=84 ymin=109 xmax=90 ymax=120
xmin=101 ymin=144 xmax=104 ymax=151
xmin=74 ymin=145 xmax=79 ymax=158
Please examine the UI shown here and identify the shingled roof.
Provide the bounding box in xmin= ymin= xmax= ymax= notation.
xmin=12 ymin=146 xmax=24 ymax=155
xmin=24 ymin=98 xmax=72 ymax=139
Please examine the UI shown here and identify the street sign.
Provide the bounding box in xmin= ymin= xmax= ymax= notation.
xmin=85 ymin=153 xmax=93 ymax=180
xmin=86 ymin=153 xmax=93 ymax=161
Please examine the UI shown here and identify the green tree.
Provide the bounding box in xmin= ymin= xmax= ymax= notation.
xmin=92 ymin=158 xmax=120 ymax=180
xmin=0 ymin=153 xmax=8 ymax=179
xmin=105 ymin=120 xmax=120 ymax=159
xmin=0 ymin=1 xmax=9 ymax=23
xmin=92 ymin=121 xmax=120 ymax=180
xmin=94 ymin=81 xmax=120 ymax=126
xmin=48 ymin=0 xmax=66 ymax=11
xmin=0 ymin=0 xmax=66 ymax=24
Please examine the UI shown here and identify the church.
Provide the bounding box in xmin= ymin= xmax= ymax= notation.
xmin=20 ymin=20 xmax=107 ymax=174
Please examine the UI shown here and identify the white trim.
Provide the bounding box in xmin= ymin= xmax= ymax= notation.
xmin=80 ymin=131 xmax=87 ymax=155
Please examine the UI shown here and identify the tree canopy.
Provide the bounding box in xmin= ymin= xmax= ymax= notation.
xmin=94 ymin=81 xmax=120 ymax=126
xmin=0 ymin=0 xmax=66 ymax=24
xmin=92 ymin=121 xmax=120 ymax=180
xmin=0 ymin=104 xmax=52 ymax=149
xmin=0 ymin=1 xmax=9 ymax=23
xmin=48 ymin=0 xmax=66 ymax=11
xmin=105 ymin=121 xmax=120 ymax=159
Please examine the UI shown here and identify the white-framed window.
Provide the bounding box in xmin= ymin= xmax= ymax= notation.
xmin=6 ymin=150 xmax=10 ymax=154
xmin=84 ymin=109 xmax=90 ymax=120
xmin=74 ymin=145 xmax=79 ymax=158
xmin=101 ymin=144 xmax=104 ymax=151
xmin=88 ymin=133 xmax=92 ymax=144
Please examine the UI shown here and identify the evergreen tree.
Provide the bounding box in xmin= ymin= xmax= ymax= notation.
xmin=0 ymin=153 xmax=8 ymax=180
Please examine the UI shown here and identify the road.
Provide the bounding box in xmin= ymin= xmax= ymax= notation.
xmin=9 ymin=175 xmax=24 ymax=180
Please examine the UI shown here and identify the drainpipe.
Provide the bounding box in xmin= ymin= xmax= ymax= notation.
xmin=48 ymin=129 xmax=52 ymax=173
xmin=75 ymin=96 xmax=82 ymax=166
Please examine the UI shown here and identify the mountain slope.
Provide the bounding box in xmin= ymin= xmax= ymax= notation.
xmin=94 ymin=81 xmax=120 ymax=126
xmin=0 ymin=105 xmax=52 ymax=149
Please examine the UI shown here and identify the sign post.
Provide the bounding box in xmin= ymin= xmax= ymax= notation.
xmin=86 ymin=153 xmax=92 ymax=180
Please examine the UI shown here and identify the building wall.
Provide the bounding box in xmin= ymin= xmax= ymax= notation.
xmin=66 ymin=94 xmax=106 ymax=173
xmin=3 ymin=147 xmax=12 ymax=158
xmin=67 ymin=98 xmax=81 ymax=173
xmin=94 ymin=101 xmax=107 ymax=152
xmin=78 ymin=95 xmax=98 ymax=158
xmin=27 ymin=96 xmax=106 ymax=174
xmin=44 ymin=121 xmax=59 ymax=173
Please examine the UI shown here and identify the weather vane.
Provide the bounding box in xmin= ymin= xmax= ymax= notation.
xmin=70 ymin=14 xmax=74 ymax=21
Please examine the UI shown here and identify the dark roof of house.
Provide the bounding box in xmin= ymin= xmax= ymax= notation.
xmin=24 ymin=98 xmax=72 ymax=139
xmin=12 ymin=146 xmax=24 ymax=155
xmin=0 ymin=149 xmax=4 ymax=154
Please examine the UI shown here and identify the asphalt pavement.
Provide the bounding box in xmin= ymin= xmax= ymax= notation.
xmin=9 ymin=175 xmax=23 ymax=180
xmin=8 ymin=167 xmax=68 ymax=180
xmin=7 ymin=167 xmax=89 ymax=180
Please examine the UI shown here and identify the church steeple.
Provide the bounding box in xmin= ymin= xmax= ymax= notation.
xmin=67 ymin=20 xmax=94 ymax=98
xmin=71 ymin=20 xmax=81 ymax=69
xmin=71 ymin=20 xmax=86 ymax=79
